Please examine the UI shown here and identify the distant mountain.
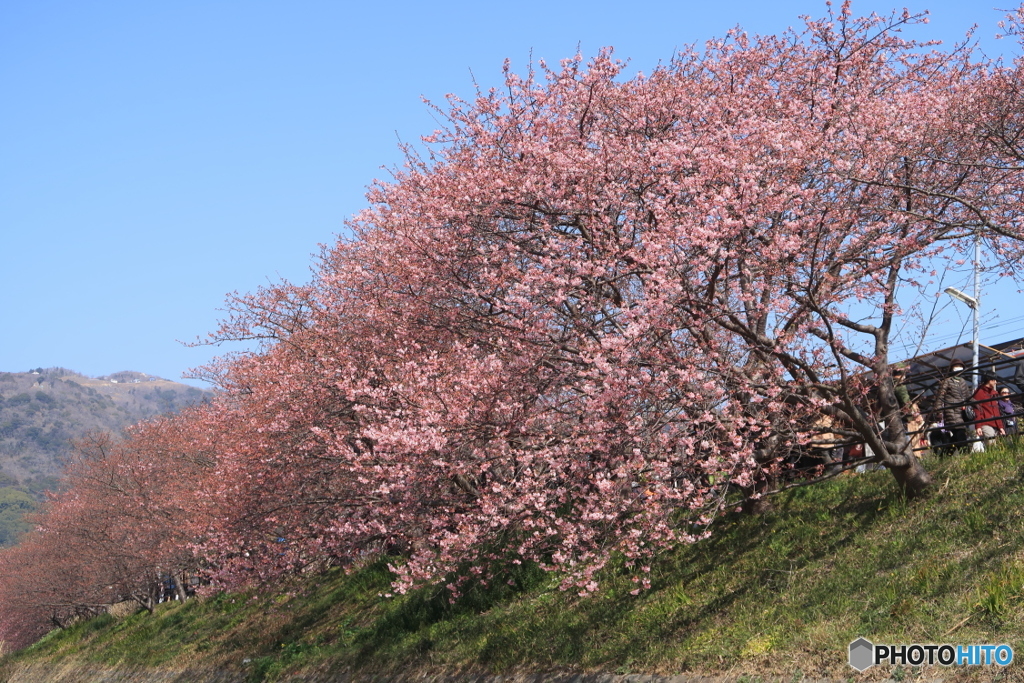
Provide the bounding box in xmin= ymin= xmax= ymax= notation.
xmin=0 ymin=368 xmax=212 ymax=545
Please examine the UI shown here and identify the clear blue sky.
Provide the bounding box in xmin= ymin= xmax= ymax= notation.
xmin=1 ymin=1 xmax=1019 ymax=386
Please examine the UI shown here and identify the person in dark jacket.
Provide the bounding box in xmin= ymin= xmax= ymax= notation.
xmin=932 ymin=360 xmax=974 ymax=454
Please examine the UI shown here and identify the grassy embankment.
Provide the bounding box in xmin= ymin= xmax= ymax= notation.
xmin=4 ymin=442 xmax=1024 ymax=682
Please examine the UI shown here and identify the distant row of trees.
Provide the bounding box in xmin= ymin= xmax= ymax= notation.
xmin=5 ymin=3 xmax=1024 ymax=650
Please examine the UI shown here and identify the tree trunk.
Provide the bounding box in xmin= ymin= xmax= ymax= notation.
xmin=741 ymin=495 xmax=774 ymax=515
xmin=888 ymin=453 xmax=932 ymax=498
xmin=174 ymin=574 xmax=187 ymax=602
xmin=132 ymin=589 xmax=155 ymax=614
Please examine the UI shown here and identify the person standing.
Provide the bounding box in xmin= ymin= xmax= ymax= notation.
xmin=998 ymin=386 xmax=1020 ymax=437
xmin=892 ymin=363 xmax=912 ymax=411
xmin=973 ymin=375 xmax=1005 ymax=448
xmin=933 ymin=360 xmax=974 ymax=455
xmin=893 ymin=364 xmax=928 ymax=455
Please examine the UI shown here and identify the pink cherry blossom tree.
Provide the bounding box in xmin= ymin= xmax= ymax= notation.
xmin=0 ymin=420 xmax=215 ymax=646
xmin=190 ymin=4 xmax=1024 ymax=597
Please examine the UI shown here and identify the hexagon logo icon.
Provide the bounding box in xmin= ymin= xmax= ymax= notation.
xmin=849 ymin=637 xmax=875 ymax=671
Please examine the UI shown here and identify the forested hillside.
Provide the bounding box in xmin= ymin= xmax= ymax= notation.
xmin=0 ymin=368 xmax=210 ymax=545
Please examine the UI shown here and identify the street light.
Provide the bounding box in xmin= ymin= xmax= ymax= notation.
xmin=943 ymin=286 xmax=979 ymax=310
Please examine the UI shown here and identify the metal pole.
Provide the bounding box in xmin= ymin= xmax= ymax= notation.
xmin=973 ymin=233 xmax=980 ymax=387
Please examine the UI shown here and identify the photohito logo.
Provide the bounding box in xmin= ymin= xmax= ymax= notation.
xmin=849 ymin=638 xmax=1013 ymax=671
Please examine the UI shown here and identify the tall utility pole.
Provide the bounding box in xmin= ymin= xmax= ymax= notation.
xmin=973 ymin=233 xmax=981 ymax=387
xmin=945 ymin=236 xmax=983 ymax=387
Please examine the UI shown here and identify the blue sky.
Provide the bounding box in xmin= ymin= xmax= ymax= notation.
xmin=1 ymin=1 xmax=1020 ymax=386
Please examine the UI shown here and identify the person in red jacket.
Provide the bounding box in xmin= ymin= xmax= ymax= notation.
xmin=973 ymin=375 xmax=1005 ymax=448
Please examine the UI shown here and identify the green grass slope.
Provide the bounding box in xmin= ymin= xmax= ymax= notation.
xmin=4 ymin=442 xmax=1024 ymax=682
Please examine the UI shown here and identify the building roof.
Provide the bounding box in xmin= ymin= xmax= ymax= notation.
xmin=899 ymin=336 xmax=1024 ymax=399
